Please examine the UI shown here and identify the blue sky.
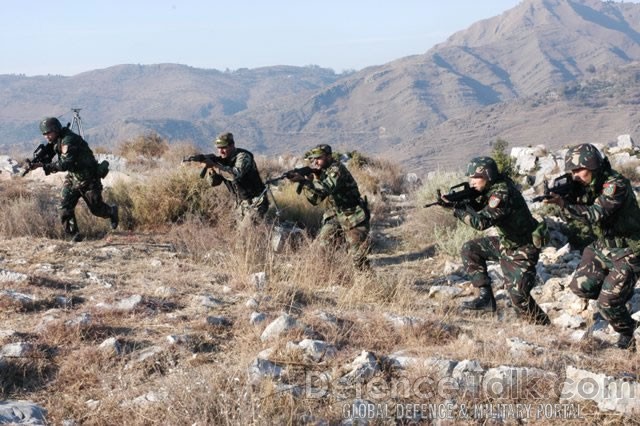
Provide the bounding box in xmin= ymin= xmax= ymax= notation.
xmin=0 ymin=0 xmax=634 ymax=76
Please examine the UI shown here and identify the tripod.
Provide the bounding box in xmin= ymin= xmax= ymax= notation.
xmin=70 ymin=108 xmax=85 ymax=139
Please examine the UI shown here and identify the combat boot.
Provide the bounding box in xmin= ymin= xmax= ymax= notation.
xmin=526 ymin=299 xmax=551 ymax=326
xmin=71 ymin=232 xmax=84 ymax=243
xmin=532 ymin=310 xmax=551 ymax=326
xmin=616 ymin=334 xmax=636 ymax=352
xmin=110 ymin=205 xmax=119 ymax=230
xmin=461 ymin=286 xmax=496 ymax=312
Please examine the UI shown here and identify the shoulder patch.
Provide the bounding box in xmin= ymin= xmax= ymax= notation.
xmin=603 ymin=183 xmax=617 ymax=197
xmin=488 ymin=195 xmax=502 ymax=208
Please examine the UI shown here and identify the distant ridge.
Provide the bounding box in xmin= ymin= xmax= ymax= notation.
xmin=3 ymin=0 xmax=640 ymax=174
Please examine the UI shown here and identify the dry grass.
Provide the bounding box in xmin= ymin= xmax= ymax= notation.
xmin=0 ymin=180 xmax=62 ymax=239
xmin=117 ymin=131 xmax=170 ymax=165
xmin=403 ymin=171 xmax=482 ymax=256
xmin=0 ymin=151 xmax=638 ymax=425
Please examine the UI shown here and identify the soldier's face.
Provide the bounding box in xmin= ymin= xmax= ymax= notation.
xmin=571 ymin=168 xmax=593 ymax=186
xmin=217 ymin=144 xmax=235 ymax=159
xmin=43 ymin=131 xmax=58 ymax=143
xmin=310 ymin=154 xmax=329 ymax=170
xmin=470 ymin=177 xmax=487 ymax=191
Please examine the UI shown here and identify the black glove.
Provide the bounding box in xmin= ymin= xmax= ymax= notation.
xmin=438 ymin=199 xmax=456 ymax=209
xmin=43 ymin=163 xmax=57 ymax=175
xmin=453 ymin=207 xmax=466 ymax=220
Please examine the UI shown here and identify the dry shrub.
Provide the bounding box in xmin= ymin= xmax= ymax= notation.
xmin=111 ymin=167 xmax=225 ymax=229
xmin=117 ymin=131 xmax=169 ymax=166
xmin=0 ymin=180 xmax=62 ymax=239
xmin=404 ymin=171 xmax=482 ymax=257
xmin=267 ymin=182 xmax=324 ymax=232
xmin=162 ymin=140 xmax=202 ymax=164
xmin=348 ymin=153 xmax=406 ymax=196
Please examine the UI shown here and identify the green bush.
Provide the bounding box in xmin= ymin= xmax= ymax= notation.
xmin=491 ymin=138 xmax=516 ymax=179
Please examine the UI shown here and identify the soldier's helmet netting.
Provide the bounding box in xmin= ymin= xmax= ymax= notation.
xmin=564 ymin=144 xmax=603 ymax=172
xmin=466 ymin=156 xmax=499 ymax=182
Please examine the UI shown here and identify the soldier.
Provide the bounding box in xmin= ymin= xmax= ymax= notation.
xmin=39 ymin=117 xmax=118 ymax=242
xmin=205 ymin=132 xmax=269 ymax=223
xmin=545 ymin=143 xmax=640 ymax=351
xmin=444 ymin=156 xmax=550 ymax=325
xmin=286 ymin=144 xmax=371 ymax=270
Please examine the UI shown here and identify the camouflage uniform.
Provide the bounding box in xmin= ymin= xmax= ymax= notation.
xmin=562 ymin=144 xmax=640 ymax=345
xmin=40 ymin=118 xmax=116 ymax=239
xmin=209 ymin=134 xmax=268 ymax=223
xmin=298 ymin=145 xmax=370 ymax=269
xmin=454 ymin=157 xmax=549 ymax=324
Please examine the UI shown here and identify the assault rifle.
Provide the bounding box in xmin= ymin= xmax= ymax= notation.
xmin=182 ymin=153 xmax=224 ymax=178
xmin=424 ymin=182 xmax=481 ymax=208
xmin=265 ymin=166 xmax=318 ymax=185
xmin=21 ymin=143 xmax=56 ymax=176
xmin=531 ymin=173 xmax=579 ymax=203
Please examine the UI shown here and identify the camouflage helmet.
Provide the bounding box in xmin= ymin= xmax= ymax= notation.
xmin=39 ymin=117 xmax=62 ymax=134
xmin=466 ymin=156 xmax=499 ymax=182
xmin=306 ymin=144 xmax=332 ymax=159
xmin=214 ymin=132 xmax=234 ymax=148
xmin=564 ymin=143 xmax=602 ymax=172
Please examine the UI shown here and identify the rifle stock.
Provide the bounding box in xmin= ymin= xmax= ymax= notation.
xmin=531 ymin=173 xmax=577 ymax=202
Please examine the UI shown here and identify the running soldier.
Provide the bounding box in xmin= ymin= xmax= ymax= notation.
xmin=38 ymin=117 xmax=118 ymax=242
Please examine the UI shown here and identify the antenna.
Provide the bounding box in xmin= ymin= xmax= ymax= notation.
xmin=70 ymin=108 xmax=85 ymax=139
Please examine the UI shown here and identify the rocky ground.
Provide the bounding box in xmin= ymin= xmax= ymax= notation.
xmin=1 ymin=146 xmax=640 ymax=425
xmin=0 ymin=188 xmax=639 ymax=425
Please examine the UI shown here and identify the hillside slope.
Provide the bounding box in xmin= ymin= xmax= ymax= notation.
xmin=3 ymin=0 xmax=640 ymax=175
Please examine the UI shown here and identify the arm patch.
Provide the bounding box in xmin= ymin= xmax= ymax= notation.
xmin=603 ymin=183 xmax=617 ymax=197
xmin=488 ymin=195 xmax=502 ymax=208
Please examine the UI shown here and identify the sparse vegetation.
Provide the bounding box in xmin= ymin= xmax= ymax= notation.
xmin=0 ymin=144 xmax=639 ymax=425
xmin=117 ymin=131 xmax=170 ymax=166
xmin=406 ymin=170 xmax=482 ymax=256
xmin=491 ymin=138 xmax=516 ymax=179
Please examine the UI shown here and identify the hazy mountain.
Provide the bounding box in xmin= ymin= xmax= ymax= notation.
xmin=3 ymin=0 xmax=640 ymax=174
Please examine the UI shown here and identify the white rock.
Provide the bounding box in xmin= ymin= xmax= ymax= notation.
xmin=260 ymin=314 xmax=299 ymax=341
xmin=561 ymin=365 xmax=640 ymax=416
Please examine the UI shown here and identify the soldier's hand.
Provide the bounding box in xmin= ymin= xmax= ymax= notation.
xmin=203 ymin=158 xmax=219 ymax=168
xmin=439 ymin=195 xmax=456 ymax=209
xmin=543 ymin=194 xmax=565 ymax=208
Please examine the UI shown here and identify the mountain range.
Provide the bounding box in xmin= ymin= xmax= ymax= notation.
xmin=3 ymin=0 xmax=640 ymax=174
